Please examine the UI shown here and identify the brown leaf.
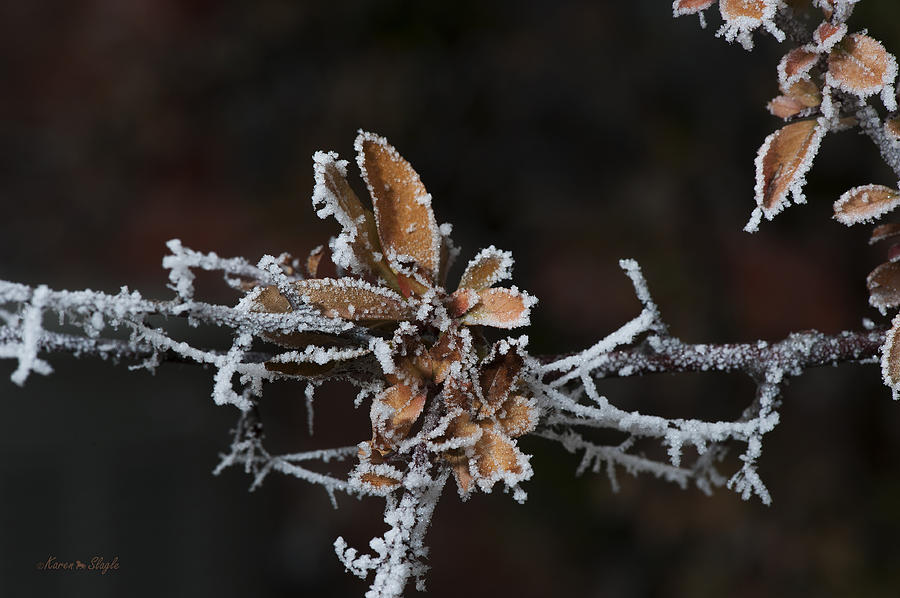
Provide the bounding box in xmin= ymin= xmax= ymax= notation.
xmin=371 ymin=384 xmax=426 ymax=453
xmin=457 ymin=246 xmax=513 ymax=291
xmin=833 ymin=184 xmax=900 ymax=226
xmin=871 ymin=222 xmax=900 ymax=245
xmin=750 ymin=119 xmax=826 ymax=226
xmin=444 ymin=449 xmax=473 ymax=493
xmin=474 ymin=429 xmax=523 ymax=480
xmin=778 ymin=47 xmax=820 ymax=89
xmin=867 ymin=261 xmax=900 ymax=312
xmin=496 ymin=395 xmax=538 ymax=438
xmin=460 ymin=288 xmax=536 ymax=329
xmin=312 ymin=151 xmax=395 ymax=285
xmin=767 ymin=96 xmax=807 ymax=119
xmin=359 ymin=472 xmax=402 ymax=489
xmin=306 ymin=246 xmax=325 ymax=278
xmin=447 ymin=288 xmax=479 ymax=318
xmin=429 ymin=329 xmax=467 ymax=384
xmin=768 ymin=80 xmax=821 ymax=119
xmin=783 ymin=79 xmax=822 ymax=106
xmin=293 ymin=278 xmax=414 ymax=322
xmin=882 ymin=313 xmax=900 ymax=398
xmin=356 ymin=131 xmax=441 ymax=282
xmin=720 ymin=0 xmax=766 ymax=20
xmin=827 ymin=34 xmax=898 ymax=100
xmin=478 ymin=347 xmax=524 ymax=411
xmin=813 ymin=21 xmax=846 ymax=52
xmin=672 ymin=0 xmax=715 ymax=15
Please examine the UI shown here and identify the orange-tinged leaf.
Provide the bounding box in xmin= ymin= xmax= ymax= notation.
xmin=672 ymin=0 xmax=715 ymax=16
xmin=768 ymin=96 xmax=806 ymax=119
xmin=871 ymin=222 xmax=900 ymax=245
xmin=496 ymin=395 xmax=539 ymax=438
xmin=474 ymin=429 xmax=523 ymax=480
xmin=768 ymin=80 xmax=820 ymax=119
xmin=867 ymin=261 xmax=900 ymax=312
xmin=447 ymin=288 xmax=479 ymax=318
xmin=720 ymin=0 xmax=766 ymax=19
xmin=460 ymin=287 xmax=536 ymax=329
xmin=355 ymin=131 xmax=441 ymax=281
xmin=293 ymin=278 xmax=413 ymax=321
xmin=718 ymin=0 xmax=780 ymax=51
xmin=747 ymin=119 xmax=827 ymax=231
xmin=827 ymin=34 xmax=899 ymax=107
xmin=833 ymin=184 xmax=900 ymax=226
xmin=778 ymin=47 xmax=820 ymax=89
xmin=457 ymin=246 xmax=514 ymax=291
xmin=813 ymin=21 xmax=846 ymax=52
xmin=881 ymin=313 xmax=900 ymax=399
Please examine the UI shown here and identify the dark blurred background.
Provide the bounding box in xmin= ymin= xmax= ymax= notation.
xmin=1 ymin=1 xmax=899 ymax=597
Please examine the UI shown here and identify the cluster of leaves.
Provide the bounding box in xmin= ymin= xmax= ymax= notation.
xmin=251 ymin=131 xmax=540 ymax=497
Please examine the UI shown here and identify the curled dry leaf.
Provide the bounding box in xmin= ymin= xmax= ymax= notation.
xmin=867 ymin=261 xmax=900 ymax=313
xmin=461 ymin=287 xmax=536 ymax=329
xmin=747 ymin=119 xmax=827 ymax=231
xmin=355 ymin=131 xmax=441 ymax=281
xmin=833 ymin=184 xmax=900 ymax=226
xmin=457 ymin=246 xmax=514 ymax=291
xmin=778 ymin=47 xmax=820 ymax=90
xmin=827 ymin=33 xmax=899 ymax=110
xmin=672 ymin=0 xmax=715 ymax=16
xmin=312 ymin=151 xmax=390 ymax=281
xmin=871 ymin=222 xmax=900 ymax=245
xmin=881 ymin=313 xmax=900 ymax=400
xmin=305 ymin=245 xmax=325 ymax=278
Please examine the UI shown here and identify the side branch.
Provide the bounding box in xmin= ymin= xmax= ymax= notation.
xmin=572 ymin=328 xmax=884 ymax=379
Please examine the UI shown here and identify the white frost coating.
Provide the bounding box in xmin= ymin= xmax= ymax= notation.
xmin=336 ymin=469 xmax=448 ymax=598
xmin=354 ymin=130 xmax=443 ymax=281
xmin=833 ymin=184 xmax=900 ymax=225
xmin=311 ymin=150 xmax=374 ymax=276
xmin=716 ymin=0 xmax=784 ymax=51
xmin=746 ymin=118 xmax=828 ymax=232
xmin=9 ymin=285 xmax=51 ymax=386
